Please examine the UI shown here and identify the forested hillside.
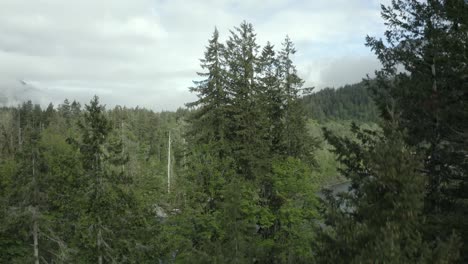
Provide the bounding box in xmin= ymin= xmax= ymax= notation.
xmin=0 ymin=0 xmax=466 ymax=263
xmin=301 ymin=81 xmax=379 ymax=122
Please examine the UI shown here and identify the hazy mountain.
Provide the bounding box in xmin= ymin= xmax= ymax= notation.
xmin=0 ymin=79 xmax=48 ymax=107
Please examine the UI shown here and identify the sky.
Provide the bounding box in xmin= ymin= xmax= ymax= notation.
xmin=0 ymin=0 xmax=389 ymax=110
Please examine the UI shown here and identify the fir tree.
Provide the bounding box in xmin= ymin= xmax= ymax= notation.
xmin=184 ymin=22 xmax=320 ymax=263
xmin=257 ymin=42 xmax=283 ymax=157
xmin=277 ymin=36 xmax=312 ymax=159
xmin=187 ymin=28 xmax=230 ymax=152
xmin=317 ymin=125 xmax=460 ymax=263
xmin=366 ymin=0 xmax=468 ymax=259
xmin=72 ymin=96 xmax=135 ymax=263
xmin=6 ymin=103 xmax=49 ymax=263
xmin=224 ymin=21 xmax=269 ymax=180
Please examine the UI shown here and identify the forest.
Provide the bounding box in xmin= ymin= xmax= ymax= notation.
xmin=0 ymin=1 xmax=467 ymax=263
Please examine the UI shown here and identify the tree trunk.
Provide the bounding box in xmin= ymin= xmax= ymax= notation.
xmin=431 ymin=58 xmax=437 ymax=92
xmin=18 ymin=111 xmax=22 ymax=148
xmin=167 ymin=131 xmax=171 ymax=194
xmin=98 ymin=217 xmax=103 ymax=264
xmin=32 ymin=155 xmax=39 ymax=264
xmin=33 ymin=210 xmax=39 ymax=264
xmin=121 ymin=120 xmax=125 ymax=173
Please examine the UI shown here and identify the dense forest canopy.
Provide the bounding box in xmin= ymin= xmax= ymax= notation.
xmin=301 ymin=81 xmax=379 ymax=122
xmin=0 ymin=0 xmax=466 ymax=263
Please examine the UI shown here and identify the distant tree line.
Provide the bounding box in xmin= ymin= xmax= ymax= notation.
xmin=0 ymin=99 xmax=187 ymax=263
xmin=301 ymin=82 xmax=379 ymax=122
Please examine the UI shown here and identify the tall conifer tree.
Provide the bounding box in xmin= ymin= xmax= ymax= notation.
xmin=73 ymin=96 xmax=133 ymax=263
xmin=366 ymin=0 xmax=468 ymax=259
xmin=317 ymin=125 xmax=460 ymax=263
xmin=224 ymin=21 xmax=269 ymax=180
xmin=187 ymin=28 xmax=229 ymax=152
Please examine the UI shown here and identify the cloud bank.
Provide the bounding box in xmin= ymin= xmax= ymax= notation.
xmin=0 ymin=0 xmax=387 ymax=110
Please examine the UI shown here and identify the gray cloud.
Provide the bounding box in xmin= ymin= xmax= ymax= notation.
xmin=0 ymin=0 xmax=387 ymax=110
xmin=318 ymin=56 xmax=382 ymax=88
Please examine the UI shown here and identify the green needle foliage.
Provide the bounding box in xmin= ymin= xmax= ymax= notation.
xmin=317 ymin=125 xmax=460 ymax=263
xmin=366 ymin=0 xmax=468 ymax=261
xmin=181 ymin=22 xmax=320 ymax=263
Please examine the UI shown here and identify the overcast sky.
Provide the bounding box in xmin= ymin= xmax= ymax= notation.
xmin=0 ymin=0 xmax=388 ymax=110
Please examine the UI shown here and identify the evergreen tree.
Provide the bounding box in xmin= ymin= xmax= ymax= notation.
xmin=257 ymin=42 xmax=283 ymax=157
xmin=0 ymin=98 xmax=186 ymax=262
xmin=184 ymin=22 xmax=320 ymax=263
xmin=187 ymin=28 xmax=229 ymax=152
xmin=43 ymin=103 xmax=55 ymax=127
xmin=256 ymin=39 xmax=320 ymax=263
xmin=301 ymin=81 xmax=379 ymax=122
xmin=224 ymin=21 xmax=269 ymax=180
xmin=72 ymin=96 xmax=136 ymax=263
xmin=5 ymin=103 xmax=49 ymax=263
xmin=366 ymin=0 xmax=468 ymax=260
xmin=58 ymin=99 xmax=71 ymax=121
xmin=40 ymin=128 xmax=84 ymax=262
xmin=257 ymin=157 xmax=318 ymax=263
xmin=317 ymin=125 xmax=460 ymax=263
xmin=70 ymin=100 xmax=81 ymax=118
xmin=277 ymin=36 xmax=315 ymax=160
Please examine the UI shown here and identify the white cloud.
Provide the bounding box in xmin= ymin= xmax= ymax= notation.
xmin=0 ymin=0 xmax=387 ymax=110
xmin=318 ymin=55 xmax=382 ymax=88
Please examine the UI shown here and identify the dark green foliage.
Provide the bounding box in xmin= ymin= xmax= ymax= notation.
xmin=366 ymin=0 xmax=468 ymax=261
xmin=258 ymin=158 xmax=318 ymax=263
xmin=182 ymin=22 xmax=319 ymax=263
xmin=0 ymin=102 xmax=75 ymax=263
xmin=0 ymin=98 xmax=185 ymax=263
xmin=224 ymin=21 xmax=270 ymax=179
xmin=317 ymin=125 xmax=460 ymax=263
xmin=71 ymin=96 xmax=140 ymax=262
xmin=278 ymin=37 xmax=317 ymax=160
xmin=5 ymin=102 xmax=49 ymax=263
xmin=301 ymin=81 xmax=379 ymax=122
xmin=257 ymin=42 xmax=284 ymax=156
xmin=187 ymin=28 xmax=230 ymax=150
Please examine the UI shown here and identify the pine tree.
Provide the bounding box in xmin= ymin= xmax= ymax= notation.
xmin=72 ymin=96 xmax=135 ymax=263
xmin=70 ymin=100 xmax=81 ymax=118
xmin=317 ymin=125 xmax=460 ymax=263
xmin=6 ymin=103 xmax=49 ymax=263
xmin=224 ymin=21 xmax=269 ymax=180
xmin=257 ymin=42 xmax=283 ymax=156
xmin=366 ymin=0 xmax=468 ymax=260
xmin=187 ymin=28 xmax=229 ymax=152
xmin=40 ymin=127 xmax=84 ymax=262
xmin=256 ymin=40 xmax=320 ymax=263
xmin=257 ymin=157 xmax=318 ymax=263
xmin=58 ymin=99 xmax=71 ymax=121
xmin=278 ymin=36 xmax=313 ymax=159
xmin=300 ymin=81 xmax=379 ymax=122
xmin=184 ymin=22 xmax=320 ymax=263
